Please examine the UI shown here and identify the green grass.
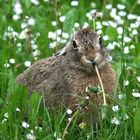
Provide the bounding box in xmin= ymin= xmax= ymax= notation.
xmin=0 ymin=0 xmax=140 ymax=139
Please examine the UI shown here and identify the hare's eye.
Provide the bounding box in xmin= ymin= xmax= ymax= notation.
xmin=99 ymin=37 xmax=103 ymax=46
xmin=72 ymin=40 xmax=78 ymax=49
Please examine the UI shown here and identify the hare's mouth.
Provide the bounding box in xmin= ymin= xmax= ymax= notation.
xmin=81 ymin=56 xmax=96 ymax=66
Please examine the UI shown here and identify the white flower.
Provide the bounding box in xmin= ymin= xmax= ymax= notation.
xmin=66 ymin=109 xmax=72 ymax=115
xmin=9 ymin=58 xmax=15 ymax=64
xmin=130 ymin=44 xmax=135 ymax=49
xmin=62 ymin=32 xmax=69 ymax=39
xmin=124 ymin=36 xmax=131 ymax=43
xmin=124 ymin=47 xmax=129 ymax=54
xmin=4 ymin=63 xmax=10 ymax=68
xmin=83 ymin=22 xmax=89 ymax=28
xmin=127 ymin=14 xmax=137 ymax=20
xmin=111 ymin=117 xmax=120 ymax=125
xmin=86 ymin=12 xmax=92 ymax=20
xmin=60 ymin=39 xmax=67 ymax=44
xmin=137 ymin=76 xmax=140 ymax=82
xmin=13 ymin=14 xmax=20 ymax=20
xmin=68 ymin=118 xmax=72 ymax=121
xmin=13 ymin=2 xmax=22 ymax=15
xmin=4 ymin=112 xmax=9 ymax=118
xmin=112 ymin=105 xmax=119 ymax=112
xmin=108 ymin=55 xmax=112 ymax=62
xmin=96 ymin=12 xmax=103 ymax=18
xmin=132 ymin=29 xmax=138 ymax=35
xmin=130 ymin=22 xmax=139 ymax=29
xmin=56 ymin=29 xmax=62 ymax=35
xmin=17 ymin=43 xmax=22 ymax=47
xmin=92 ymin=12 xmax=103 ymax=18
xmin=24 ymin=61 xmax=31 ymax=67
xmin=124 ymin=114 xmax=129 ymax=120
xmin=74 ymin=22 xmax=80 ymax=28
xmin=13 ymin=31 xmax=19 ymax=37
xmin=35 ymin=126 xmax=42 ymax=131
xmin=132 ymin=92 xmax=140 ymax=98
xmin=22 ymin=121 xmax=29 ymax=128
xmin=19 ymin=29 xmax=28 ymax=39
xmin=52 ymin=21 xmax=57 ymax=26
xmin=105 ymin=4 xmax=112 ymax=10
xmin=118 ymin=11 xmax=126 ymax=17
xmin=21 ymin=22 xmax=27 ymax=29
xmin=102 ymin=21 xmax=109 ymax=26
xmin=118 ymin=94 xmax=125 ymax=100
xmin=96 ymin=21 xmax=102 ymax=29
xmin=103 ymin=35 xmax=109 ymax=41
xmin=138 ymin=0 xmax=140 ymax=4
xmin=16 ymin=108 xmax=21 ymax=112
xmin=31 ymin=0 xmax=39 ymax=5
xmin=32 ymin=44 xmax=38 ymax=49
xmin=117 ymin=26 xmax=123 ymax=35
xmin=26 ymin=133 xmax=35 ymax=140
xmin=57 ymin=138 xmax=62 ymax=140
xmin=59 ymin=16 xmax=65 ymax=22
xmin=110 ymin=8 xmax=117 ymax=18
xmin=85 ymin=96 xmax=89 ymax=100
xmin=106 ymin=43 xmax=115 ymax=50
xmin=28 ymin=17 xmax=36 ymax=26
xmin=48 ymin=31 xmax=56 ymax=40
xmin=79 ymin=122 xmax=86 ymax=129
xmin=108 ymin=21 xmax=117 ymax=28
xmin=124 ymin=80 xmax=129 ymax=86
xmin=71 ymin=1 xmax=79 ymax=6
xmin=114 ymin=15 xmax=121 ymax=21
xmin=97 ymin=29 xmax=102 ymax=34
xmin=32 ymin=50 xmax=40 ymax=57
xmin=2 ymin=118 xmax=7 ymax=124
xmin=91 ymin=2 xmax=96 ymax=8
xmin=117 ymin=4 xmax=125 ymax=10
xmin=112 ymin=41 xmax=117 ymax=46
xmin=49 ymin=42 xmax=57 ymax=48
xmin=36 ymin=32 xmax=40 ymax=37
xmin=118 ymin=19 xmax=125 ymax=25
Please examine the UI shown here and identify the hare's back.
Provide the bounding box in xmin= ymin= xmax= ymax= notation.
xmin=16 ymin=55 xmax=64 ymax=87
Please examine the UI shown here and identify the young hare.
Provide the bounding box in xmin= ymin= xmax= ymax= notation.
xmin=17 ymin=28 xmax=116 ymax=120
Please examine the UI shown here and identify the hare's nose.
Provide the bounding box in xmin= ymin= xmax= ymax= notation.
xmin=91 ymin=60 xmax=96 ymax=66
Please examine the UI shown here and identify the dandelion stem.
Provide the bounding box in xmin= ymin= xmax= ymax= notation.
xmin=62 ymin=109 xmax=79 ymax=140
xmin=95 ymin=65 xmax=107 ymax=106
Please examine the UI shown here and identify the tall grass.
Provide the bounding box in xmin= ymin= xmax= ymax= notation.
xmin=0 ymin=0 xmax=140 ymax=139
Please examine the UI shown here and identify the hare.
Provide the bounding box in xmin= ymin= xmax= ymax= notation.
xmin=17 ymin=28 xmax=116 ymax=120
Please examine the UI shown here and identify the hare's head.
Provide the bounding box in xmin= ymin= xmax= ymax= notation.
xmin=60 ymin=28 xmax=110 ymax=72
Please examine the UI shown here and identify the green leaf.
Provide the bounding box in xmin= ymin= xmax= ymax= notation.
xmin=7 ymin=70 xmax=18 ymax=95
xmin=134 ymin=108 xmax=140 ymax=138
xmin=0 ymin=98 xmax=3 ymax=105
xmin=114 ymin=62 xmax=122 ymax=96
xmin=106 ymin=27 xmax=118 ymax=41
xmin=134 ymin=43 xmax=140 ymax=56
xmin=29 ymin=92 xmax=42 ymax=116
xmin=23 ymin=0 xmax=31 ymax=8
xmin=86 ymin=85 xmax=101 ymax=94
xmin=63 ymin=10 xmax=75 ymax=34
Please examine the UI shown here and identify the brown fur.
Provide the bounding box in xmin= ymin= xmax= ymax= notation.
xmin=16 ymin=28 xmax=116 ymax=122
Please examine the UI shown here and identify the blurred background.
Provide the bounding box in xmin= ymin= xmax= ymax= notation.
xmin=0 ymin=0 xmax=140 ymax=139
xmin=0 ymin=0 xmax=140 ymax=71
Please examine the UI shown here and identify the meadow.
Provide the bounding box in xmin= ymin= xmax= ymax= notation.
xmin=0 ymin=0 xmax=140 ymax=139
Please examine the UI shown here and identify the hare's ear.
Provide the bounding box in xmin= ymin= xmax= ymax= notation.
xmin=55 ymin=41 xmax=71 ymax=56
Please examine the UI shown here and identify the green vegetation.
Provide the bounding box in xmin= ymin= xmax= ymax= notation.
xmin=0 ymin=0 xmax=140 ymax=139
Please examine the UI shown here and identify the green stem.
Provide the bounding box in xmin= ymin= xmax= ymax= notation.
xmin=93 ymin=19 xmax=96 ymax=32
